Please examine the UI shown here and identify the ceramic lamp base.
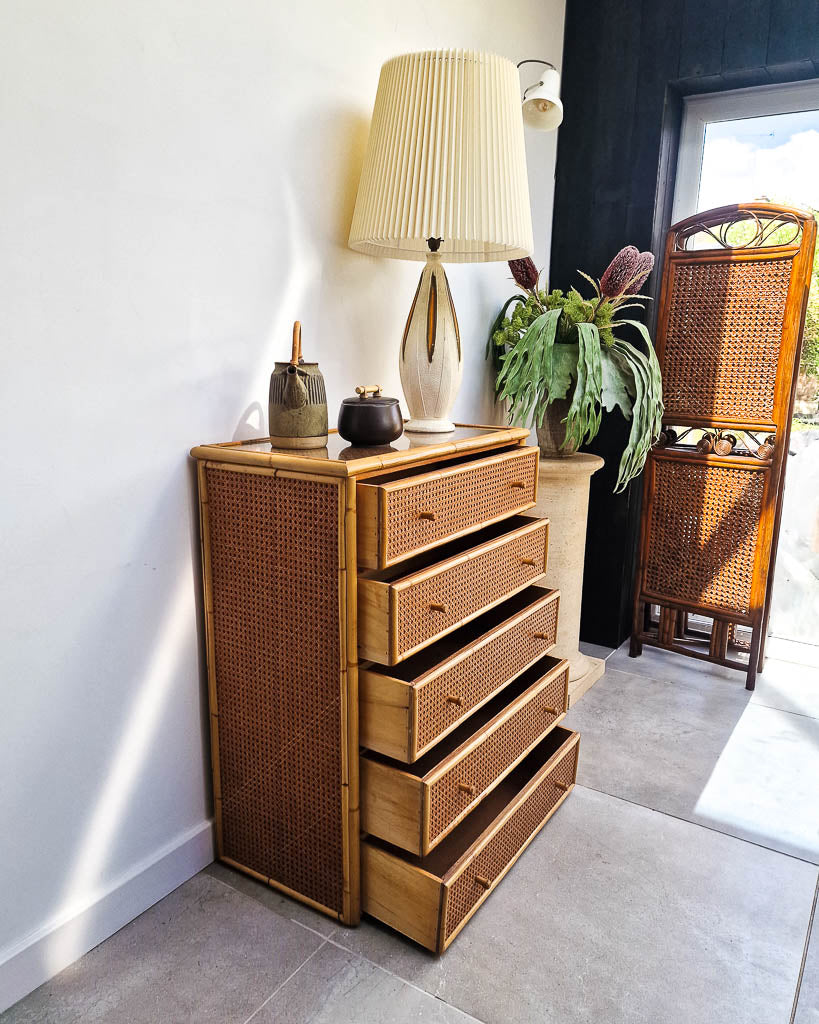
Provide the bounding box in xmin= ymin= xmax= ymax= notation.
xmin=399 ymin=253 xmax=462 ymax=432
xmin=404 ymin=417 xmax=456 ymax=434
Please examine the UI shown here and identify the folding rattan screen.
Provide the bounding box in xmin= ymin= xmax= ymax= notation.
xmin=631 ymin=203 xmax=816 ymax=689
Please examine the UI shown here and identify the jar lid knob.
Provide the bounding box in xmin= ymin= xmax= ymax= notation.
xmin=355 ymin=385 xmax=382 ymax=400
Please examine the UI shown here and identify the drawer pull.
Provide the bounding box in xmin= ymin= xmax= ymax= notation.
xmin=554 ymin=780 xmax=570 ymax=792
xmin=544 ymin=706 xmax=558 ymax=716
xmin=520 ymin=557 xmax=537 ymax=566
xmin=429 ymin=603 xmax=448 ymax=614
xmin=533 ymin=632 xmax=551 ymax=640
xmin=475 ymin=875 xmax=492 ymax=890
xmin=445 ymin=694 xmax=463 ymax=707
xmin=418 ymin=511 xmax=436 ymax=521
xmin=509 ymin=480 xmax=526 ymax=489
xmin=457 ymin=782 xmax=475 ymax=796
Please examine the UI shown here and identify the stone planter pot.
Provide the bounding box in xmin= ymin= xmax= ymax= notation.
xmin=535 ymin=398 xmax=579 ymax=457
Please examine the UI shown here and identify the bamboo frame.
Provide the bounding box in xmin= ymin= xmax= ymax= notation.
xmin=631 ymin=202 xmax=817 ymax=689
xmin=191 ymin=423 xmax=530 ymax=479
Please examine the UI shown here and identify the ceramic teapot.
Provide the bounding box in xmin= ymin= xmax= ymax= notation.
xmin=268 ymin=322 xmax=328 ymax=449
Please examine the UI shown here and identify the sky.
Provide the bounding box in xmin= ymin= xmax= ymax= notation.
xmin=698 ymin=109 xmax=819 ymax=213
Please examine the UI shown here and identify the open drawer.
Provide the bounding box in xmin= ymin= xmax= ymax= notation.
xmin=357 ymin=445 xmax=539 ymax=570
xmin=360 ymin=587 xmax=560 ymax=762
xmin=361 ymin=656 xmax=569 ymax=855
xmin=358 ymin=515 xmax=548 ymax=665
xmin=362 ymin=726 xmax=579 ymax=953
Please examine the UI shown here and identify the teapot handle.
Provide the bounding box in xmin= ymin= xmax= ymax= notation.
xmin=290 ymin=321 xmax=302 ymax=365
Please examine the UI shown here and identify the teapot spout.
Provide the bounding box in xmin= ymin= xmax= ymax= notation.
xmin=284 ymin=364 xmax=308 ymax=409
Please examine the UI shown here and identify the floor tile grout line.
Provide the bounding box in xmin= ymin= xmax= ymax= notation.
xmin=289 ymin=921 xmax=488 ymax=1023
xmin=240 ymin=939 xmax=328 ymax=1024
xmin=791 ymin=875 xmax=819 ymax=1024
xmin=574 ymin=783 xmax=819 ymax=868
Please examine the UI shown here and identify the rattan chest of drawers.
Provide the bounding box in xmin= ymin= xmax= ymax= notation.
xmin=191 ymin=424 xmax=579 ymax=951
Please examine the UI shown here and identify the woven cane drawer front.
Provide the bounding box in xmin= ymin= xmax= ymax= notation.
xmin=204 ymin=466 xmax=345 ymax=914
xmin=359 ymin=589 xmax=560 ymax=763
xmin=662 ymin=257 xmax=792 ymax=424
xmin=443 ymin=730 xmax=578 ymax=945
xmin=643 ymin=455 xmax=767 ymax=615
xmin=428 ymin=660 xmax=569 ymax=848
xmin=360 ymin=656 xmax=568 ymax=856
xmin=391 ymin=518 xmax=548 ymax=662
xmin=359 ymin=447 xmax=539 ymax=569
xmin=416 ymin=590 xmax=559 ymax=754
xmin=361 ymin=728 xmax=579 ymax=953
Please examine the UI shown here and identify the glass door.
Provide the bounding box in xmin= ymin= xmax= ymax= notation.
xmin=673 ymin=82 xmax=819 ymax=654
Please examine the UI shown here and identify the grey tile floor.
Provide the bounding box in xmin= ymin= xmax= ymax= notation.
xmin=4 ymin=642 xmax=818 ymax=1023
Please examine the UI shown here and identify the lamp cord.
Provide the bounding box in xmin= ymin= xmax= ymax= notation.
xmin=516 ymin=59 xmax=557 ymax=71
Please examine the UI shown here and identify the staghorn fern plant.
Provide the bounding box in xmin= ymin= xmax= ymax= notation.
xmin=488 ymin=248 xmax=664 ymax=493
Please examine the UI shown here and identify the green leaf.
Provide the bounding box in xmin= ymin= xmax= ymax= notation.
xmin=551 ymin=343 xmax=578 ymax=399
xmin=600 ymin=346 xmax=633 ymax=417
xmin=485 ymin=295 xmax=525 ymax=384
xmin=564 ymin=321 xmax=602 ymax=449
xmin=608 ymin=320 xmax=664 ymax=492
xmin=495 ymin=308 xmax=563 ymax=428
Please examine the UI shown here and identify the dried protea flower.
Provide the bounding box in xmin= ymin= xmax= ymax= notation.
xmin=509 ymin=257 xmax=539 ymax=291
xmin=600 ymin=246 xmax=640 ymax=299
xmin=626 ymin=251 xmax=655 ymax=294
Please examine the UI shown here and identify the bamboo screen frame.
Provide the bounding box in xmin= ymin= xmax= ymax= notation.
xmin=631 ymin=202 xmax=816 ymax=690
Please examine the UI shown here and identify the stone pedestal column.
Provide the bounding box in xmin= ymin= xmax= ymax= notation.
xmin=531 ymin=453 xmax=605 ymax=705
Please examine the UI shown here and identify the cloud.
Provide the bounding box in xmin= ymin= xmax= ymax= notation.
xmin=698 ymin=128 xmax=819 ymax=212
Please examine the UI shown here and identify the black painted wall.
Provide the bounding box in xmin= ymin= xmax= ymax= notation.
xmin=551 ymin=0 xmax=819 ymax=649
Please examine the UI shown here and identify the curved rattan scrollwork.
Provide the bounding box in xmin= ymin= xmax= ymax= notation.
xmin=653 ymin=424 xmax=775 ymax=461
xmin=672 ymin=203 xmax=807 ymax=252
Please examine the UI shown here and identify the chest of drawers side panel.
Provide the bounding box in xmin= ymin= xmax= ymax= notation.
xmin=197 ymin=460 xmax=358 ymax=922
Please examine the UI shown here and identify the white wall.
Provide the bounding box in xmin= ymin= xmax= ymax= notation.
xmin=0 ymin=0 xmax=564 ymax=1008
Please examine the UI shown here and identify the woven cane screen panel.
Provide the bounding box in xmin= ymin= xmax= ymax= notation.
xmin=429 ymin=664 xmax=569 ymax=844
xmin=395 ymin=525 xmax=546 ymax=657
xmin=416 ymin=593 xmax=559 ymax=753
xmin=443 ymin=739 xmax=577 ymax=942
xmin=205 ymin=467 xmax=344 ymax=913
xmin=643 ymin=459 xmax=766 ymax=615
xmin=662 ymin=257 xmax=792 ymax=422
xmin=384 ymin=449 xmax=538 ymax=563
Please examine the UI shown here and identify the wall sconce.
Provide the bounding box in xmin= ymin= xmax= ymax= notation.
xmin=518 ymin=59 xmax=563 ymax=131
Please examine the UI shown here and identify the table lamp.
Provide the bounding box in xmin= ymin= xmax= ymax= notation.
xmin=349 ymin=49 xmax=534 ymax=433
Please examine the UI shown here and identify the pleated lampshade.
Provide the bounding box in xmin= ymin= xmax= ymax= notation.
xmin=349 ymin=49 xmax=534 ymax=263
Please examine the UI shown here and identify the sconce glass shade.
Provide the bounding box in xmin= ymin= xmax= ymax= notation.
xmin=522 ymin=67 xmax=563 ymax=131
xmin=349 ymin=49 xmax=534 ymax=263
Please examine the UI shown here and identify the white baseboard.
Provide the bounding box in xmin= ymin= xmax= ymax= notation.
xmin=0 ymin=819 xmax=214 ymax=1014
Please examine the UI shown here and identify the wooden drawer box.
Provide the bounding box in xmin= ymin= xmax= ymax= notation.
xmin=360 ymin=587 xmax=560 ymax=762
xmin=363 ymin=727 xmax=579 ymax=952
xmin=361 ymin=656 xmax=569 ymax=855
xmin=358 ymin=516 xmax=548 ymax=665
xmin=357 ymin=446 xmax=539 ymax=569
